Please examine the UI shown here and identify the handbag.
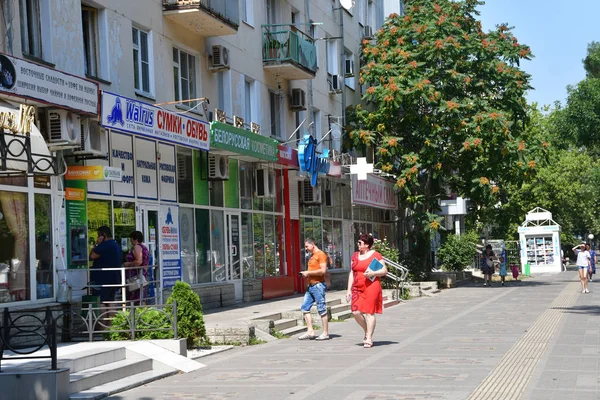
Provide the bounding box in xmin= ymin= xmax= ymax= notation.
xmin=126 ymin=271 xmax=149 ymax=292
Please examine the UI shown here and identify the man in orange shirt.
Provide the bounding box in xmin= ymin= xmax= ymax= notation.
xmin=298 ymin=238 xmax=330 ymax=340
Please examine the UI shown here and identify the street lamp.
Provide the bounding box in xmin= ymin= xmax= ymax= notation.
xmin=589 ymin=234 xmax=595 ymax=240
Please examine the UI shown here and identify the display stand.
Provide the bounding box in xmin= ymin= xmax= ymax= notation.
xmin=518 ymin=207 xmax=562 ymax=274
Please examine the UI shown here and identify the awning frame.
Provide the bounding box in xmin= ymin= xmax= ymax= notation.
xmin=0 ymin=130 xmax=57 ymax=176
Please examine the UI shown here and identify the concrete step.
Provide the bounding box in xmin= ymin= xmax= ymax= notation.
xmin=59 ymin=347 xmax=126 ymax=374
xmin=331 ymin=310 xmax=352 ymax=320
xmin=272 ymin=318 xmax=298 ymax=331
xmin=384 ymin=299 xmax=400 ymax=308
xmin=69 ymin=369 xmax=177 ymax=400
xmin=279 ymin=324 xmax=307 ymax=337
xmin=69 ymin=357 xmax=152 ymax=394
xmin=330 ymin=303 xmax=350 ymax=315
xmin=252 ymin=312 xmax=282 ymax=321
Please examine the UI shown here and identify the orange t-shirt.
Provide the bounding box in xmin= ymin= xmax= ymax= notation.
xmin=307 ymin=250 xmax=328 ymax=285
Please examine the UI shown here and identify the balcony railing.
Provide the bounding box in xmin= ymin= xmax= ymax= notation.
xmin=262 ymin=24 xmax=317 ymax=77
xmin=163 ymin=0 xmax=239 ymax=36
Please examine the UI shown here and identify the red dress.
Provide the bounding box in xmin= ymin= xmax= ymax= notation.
xmin=351 ymin=251 xmax=383 ymax=314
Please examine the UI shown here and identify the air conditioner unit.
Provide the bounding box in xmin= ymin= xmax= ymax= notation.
xmin=210 ymin=45 xmax=230 ymax=70
xmin=208 ymin=154 xmax=229 ymax=180
xmin=363 ymin=25 xmax=373 ymax=39
xmin=46 ymin=109 xmax=81 ymax=146
xmin=290 ymin=88 xmax=306 ymax=111
xmin=255 ymin=168 xmax=275 ymax=197
xmin=73 ymin=119 xmax=107 ymax=156
xmin=330 ymin=75 xmax=342 ymax=93
xmin=345 ymin=59 xmax=354 ymax=77
xmin=301 ymin=181 xmax=322 ymax=204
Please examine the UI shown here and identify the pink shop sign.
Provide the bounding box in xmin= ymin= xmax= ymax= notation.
xmin=351 ymin=175 xmax=397 ymax=210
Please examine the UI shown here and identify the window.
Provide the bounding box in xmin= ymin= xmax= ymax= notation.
xmin=132 ymin=27 xmax=151 ymax=95
xmin=295 ymin=109 xmax=306 ymax=143
xmin=312 ymin=108 xmax=321 ymax=148
xmin=242 ymin=0 xmax=254 ymax=25
xmin=217 ymin=71 xmax=232 ymax=117
xmin=172 ymin=48 xmax=197 ymax=108
xmin=244 ymin=79 xmax=252 ymax=125
xmin=269 ymin=91 xmax=282 ymax=139
xmin=344 ymin=50 xmax=355 ymax=90
xmin=35 ymin=194 xmax=53 ymax=299
xmin=82 ymin=6 xmax=99 ymax=77
xmin=176 ymin=147 xmax=193 ymax=203
xmin=326 ymin=40 xmax=339 ymax=87
xmin=20 ymin=0 xmax=42 ymax=57
xmin=266 ymin=0 xmax=277 ymax=25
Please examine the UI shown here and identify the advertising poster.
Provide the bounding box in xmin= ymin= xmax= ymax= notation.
xmin=135 ymin=137 xmax=158 ymax=200
xmin=158 ymin=143 xmax=177 ymax=202
xmin=159 ymin=205 xmax=181 ymax=289
xmin=111 ymin=132 xmax=135 ymax=197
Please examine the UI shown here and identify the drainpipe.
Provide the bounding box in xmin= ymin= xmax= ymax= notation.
xmin=339 ymin=4 xmax=346 ymax=130
xmin=304 ymin=0 xmax=313 ymax=142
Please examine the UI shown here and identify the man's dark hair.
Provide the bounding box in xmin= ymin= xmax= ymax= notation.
xmin=305 ymin=238 xmax=316 ymax=245
xmin=97 ymin=226 xmax=113 ymax=238
xmin=129 ymin=230 xmax=144 ymax=243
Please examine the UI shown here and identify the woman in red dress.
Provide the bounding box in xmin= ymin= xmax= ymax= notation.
xmin=346 ymin=234 xmax=388 ymax=348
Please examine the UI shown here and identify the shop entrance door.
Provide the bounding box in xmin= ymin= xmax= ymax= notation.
xmin=225 ymin=212 xmax=242 ymax=301
xmin=137 ymin=204 xmax=160 ymax=302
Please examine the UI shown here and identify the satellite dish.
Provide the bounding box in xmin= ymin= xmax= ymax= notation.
xmin=339 ymin=0 xmax=355 ymax=10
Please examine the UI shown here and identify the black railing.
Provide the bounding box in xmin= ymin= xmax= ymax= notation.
xmin=0 ymin=307 xmax=57 ymax=372
xmin=0 ymin=130 xmax=56 ymax=176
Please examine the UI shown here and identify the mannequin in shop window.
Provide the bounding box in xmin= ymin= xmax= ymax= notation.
xmin=0 ymin=176 xmax=29 ymax=301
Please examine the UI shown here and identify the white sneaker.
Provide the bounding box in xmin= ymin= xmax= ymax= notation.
xmin=586 ymin=289 xmax=590 ymax=293
xmin=582 ymin=290 xmax=586 ymax=293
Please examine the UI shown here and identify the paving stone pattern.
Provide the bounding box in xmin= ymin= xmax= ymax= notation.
xmin=107 ymin=272 xmax=598 ymax=400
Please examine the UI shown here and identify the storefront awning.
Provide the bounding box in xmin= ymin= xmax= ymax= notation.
xmin=0 ymin=102 xmax=56 ymax=176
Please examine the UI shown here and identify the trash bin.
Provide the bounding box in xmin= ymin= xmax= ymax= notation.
xmin=82 ymin=295 xmax=100 ymax=319
xmin=524 ymin=263 xmax=530 ymax=276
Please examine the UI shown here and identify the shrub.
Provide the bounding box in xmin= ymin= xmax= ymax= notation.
xmin=166 ymin=281 xmax=208 ymax=349
xmin=108 ymin=308 xmax=172 ymax=341
xmin=373 ymin=237 xmax=400 ymax=262
xmin=437 ymin=231 xmax=479 ymax=272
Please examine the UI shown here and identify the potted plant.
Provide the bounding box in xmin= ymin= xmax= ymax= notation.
xmin=263 ymin=33 xmax=283 ymax=59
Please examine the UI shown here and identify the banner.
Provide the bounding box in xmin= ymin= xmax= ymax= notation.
xmin=160 ymin=205 xmax=182 ymax=289
xmin=210 ymin=121 xmax=278 ymax=161
xmin=101 ymin=91 xmax=209 ymax=151
xmin=65 ymin=179 xmax=88 ymax=269
xmin=0 ymin=52 xmax=98 ymax=114
xmin=66 ymin=165 xmax=122 ymax=181
xmin=351 ymin=175 xmax=397 ymax=210
xmin=158 ymin=143 xmax=177 ymax=202
xmin=135 ymin=137 xmax=158 ymax=200
xmin=110 ymin=132 xmax=135 ymax=197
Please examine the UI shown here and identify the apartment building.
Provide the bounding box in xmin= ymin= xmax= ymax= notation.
xmin=0 ymin=0 xmax=403 ymax=310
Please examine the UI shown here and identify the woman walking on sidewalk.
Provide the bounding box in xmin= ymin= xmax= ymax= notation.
xmin=573 ymin=242 xmax=591 ymax=293
xmin=346 ymin=234 xmax=387 ymax=348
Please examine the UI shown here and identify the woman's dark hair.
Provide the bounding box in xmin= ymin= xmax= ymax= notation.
xmin=486 ymin=244 xmax=492 ymax=250
xmin=129 ymin=231 xmax=144 ymax=243
xmin=358 ymin=233 xmax=374 ymax=248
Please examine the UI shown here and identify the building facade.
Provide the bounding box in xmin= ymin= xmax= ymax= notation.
xmin=0 ymin=0 xmax=403 ymax=310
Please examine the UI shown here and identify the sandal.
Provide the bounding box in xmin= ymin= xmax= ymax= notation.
xmin=298 ymin=332 xmax=316 ymax=340
xmin=363 ymin=339 xmax=373 ymax=348
xmin=315 ymin=333 xmax=330 ymax=341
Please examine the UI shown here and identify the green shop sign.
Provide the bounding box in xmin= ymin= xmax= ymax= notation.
xmin=210 ymin=121 xmax=278 ymax=161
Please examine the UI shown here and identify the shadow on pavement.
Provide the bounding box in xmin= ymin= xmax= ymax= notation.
xmin=554 ymin=304 xmax=600 ymax=315
xmin=354 ymin=340 xmax=398 ymax=347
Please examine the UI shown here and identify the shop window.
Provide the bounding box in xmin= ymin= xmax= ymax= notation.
xmin=113 ymin=201 xmax=135 ymax=263
xmin=87 ymin=199 xmax=113 ymax=267
xmin=276 ymin=215 xmax=285 ymax=275
xmin=132 ymin=26 xmax=152 ymax=95
xmin=332 ymin=220 xmax=343 ymax=269
xmin=179 ymin=207 xmax=196 ymax=283
xmin=253 ymin=214 xmax=265 ymax=277
xmin=195 ymin=209 xmax=211 ymax=283
xmin=264 ymin=214 xmax=276 ymax=276
xmin=209 ymin=180 xmax=224 ymax=207
xmin=20 ymin=0 xmax=42 ymax=58
xmin=35 ymin=194 xmax=52 ymax=299
xmin=0 ymin=190 xmax=30 ymax=302
xmin=210 ymin=210 xmax=226 ymax=281
xmin=274 ymin=169 xmax=283 ymax=213
xmin=241 ymin=213 xmax=254 ymax=278
xmin=239 ymin=162 xmax=253 ymax=210
xmin=177 ymin=147 xmax=193 ymax=203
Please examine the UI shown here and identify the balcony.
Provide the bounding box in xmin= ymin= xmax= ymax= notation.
xmin=162 ymin=0 xmax=239 ymax=37
xmin=262 ymin=24 xmax=317 ymax=80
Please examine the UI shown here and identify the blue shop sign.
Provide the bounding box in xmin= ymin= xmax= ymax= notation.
xmin=298 ymin=135 xmax=330 ymax=187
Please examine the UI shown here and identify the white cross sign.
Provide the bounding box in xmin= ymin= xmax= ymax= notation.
xmin=349 ymin=157 xmax=374 ymax=180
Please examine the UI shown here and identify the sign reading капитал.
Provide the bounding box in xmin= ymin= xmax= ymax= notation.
xmin=210 ymin=121 xmax=279 ymax=161
xmin=0 ymin=52 xmax=99 ymax=114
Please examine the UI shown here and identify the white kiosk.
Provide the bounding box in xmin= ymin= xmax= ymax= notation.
xmin=518 ymin=207 xmax=562 ymax=274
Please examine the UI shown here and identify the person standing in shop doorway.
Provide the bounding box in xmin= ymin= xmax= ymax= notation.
xmin=573 ymin=242 xmax=591 ymax=294
xmin=297 ymin=238 xmax=330 ymax=341
xmin=89 ymin=226 xmax=122 ymax=302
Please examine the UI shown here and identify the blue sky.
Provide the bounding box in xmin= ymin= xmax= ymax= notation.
xmin=478 ymin=0 xmax=599 ymax=107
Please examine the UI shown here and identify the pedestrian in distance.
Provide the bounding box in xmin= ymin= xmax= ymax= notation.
xmin=498 ymin=255 xmax=507 ymax=286
xmin=510 ymin=264 xmax=520 ymax=281
xmin=586 ymin=243 xmax=596 ymax=282
xmin=298 ymin=238 xmax=330 ymax=341
xmin=573 ymin=242 xmax=591 ymax=293
xmin=346 ymin=234 xmax=388 ymax=348
xmin=481 ymin=245 xmax=495 ymax=287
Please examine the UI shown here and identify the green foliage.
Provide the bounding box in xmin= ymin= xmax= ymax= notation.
xmin=583 ymin=41 xmax=600 ymax=79
xmin=373 ymin=237 xmax=400 ymax=262
xmin=166 ymin=281 xmax=208 ymax=349
xmin=270 ymin=330 xmax=289 ymax=339
xmin=108 ymin=308 xmax=172 ymax=341
xmin=437 ymin=231 xmax=479 ymax=272
xmin=346 ymin=0 xmax=546 ymax=270
xmin=248 ymin=337 xmax=267 ymax=345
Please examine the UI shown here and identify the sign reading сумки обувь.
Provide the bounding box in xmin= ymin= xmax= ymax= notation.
xmin=0 ymin=52 xmax=98 ymax=115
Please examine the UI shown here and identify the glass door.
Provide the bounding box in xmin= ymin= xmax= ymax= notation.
xmin=137 ymin=204 xmax=159 ymax=303
xmin=226 ymin=212 xmax=242 ymax=301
